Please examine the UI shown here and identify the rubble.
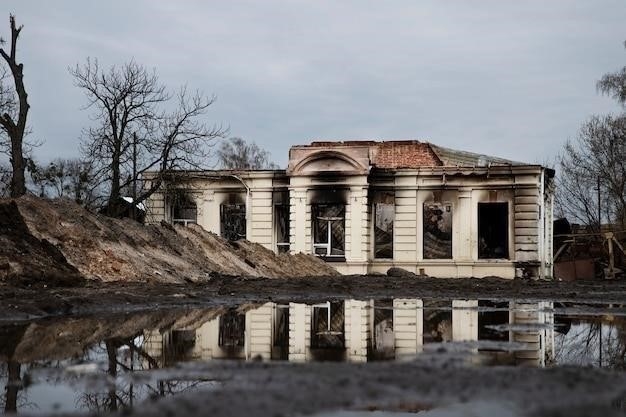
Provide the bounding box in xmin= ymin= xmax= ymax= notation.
xmin=0 ymin=196 xmax=338 ymax=286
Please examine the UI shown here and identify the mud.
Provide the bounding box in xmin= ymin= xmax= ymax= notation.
xmin=2 ymin=275 xmax=626 ymax=322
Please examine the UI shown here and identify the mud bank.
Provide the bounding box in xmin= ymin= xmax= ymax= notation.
xmin=0 ymin=196 xmax=337 ymax=286
xmin=2 ymin=275 xmax=626 ymax=321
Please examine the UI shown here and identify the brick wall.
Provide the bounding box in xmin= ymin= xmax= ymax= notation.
xmin=372 ymin=141 xmax=442 ymax=168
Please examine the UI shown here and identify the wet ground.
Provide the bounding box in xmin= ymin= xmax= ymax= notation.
xmin=2 ymin=285 xmax=626 ymax=416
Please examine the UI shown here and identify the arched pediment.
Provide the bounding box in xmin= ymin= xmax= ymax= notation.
xmin=288 ymin=150 xmax=370 ymax=176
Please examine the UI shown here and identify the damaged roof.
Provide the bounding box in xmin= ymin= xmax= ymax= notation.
xmin=296 ymin=140 xmax=527 ymax=169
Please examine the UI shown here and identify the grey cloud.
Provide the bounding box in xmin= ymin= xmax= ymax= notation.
xmin=2 ymin=0 xmax=625 ymax=168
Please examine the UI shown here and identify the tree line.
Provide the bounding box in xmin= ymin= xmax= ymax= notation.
xmin=0 ymin=15 xmax=277 ymax=216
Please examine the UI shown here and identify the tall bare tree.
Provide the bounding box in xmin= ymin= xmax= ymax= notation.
xmin=558 ymin=42 xmax=626 ymax=229
xmin=558 ymin=115 xmax=626 ymax=228
xmin=0 ymin=15 xmax=29 ymax=197
xmin=217 ymin=137 xmax=278 ymax=169
xmin=71 ymin=59 xmax=226 ymax=216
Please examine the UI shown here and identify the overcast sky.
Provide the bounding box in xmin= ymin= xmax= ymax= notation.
xmin=4 ymin=0 xmax=626 ymax=167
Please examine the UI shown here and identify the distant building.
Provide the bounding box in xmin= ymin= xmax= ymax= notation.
xmin=145 ymin=140 xmax=555 ymax=279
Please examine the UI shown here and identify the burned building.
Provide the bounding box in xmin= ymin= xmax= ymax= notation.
xmin=145 ymin=140 xmax=555 ymax=279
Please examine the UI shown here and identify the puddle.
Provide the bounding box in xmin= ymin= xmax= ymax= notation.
xmin=1 ymin=298 xmax=625 ymax=414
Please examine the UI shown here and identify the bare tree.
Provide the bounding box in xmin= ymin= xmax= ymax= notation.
xmin=0 ymin=15 xmax=29 ymax=197
xmin=217 ymin=137 xmax=278 ymax=169
xmin=70 ymin=59 xmax=226 ymax=217
xmin=597 ymin=43 xmax=626 ymax=106
xmin=557 ymin=115 xmax=626 ymax=228
xmin=557 ymin=42 xmax=626 ymax=229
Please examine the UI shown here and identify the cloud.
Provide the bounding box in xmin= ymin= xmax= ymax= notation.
xmin=2 ymin=0 xmax=625 ymax=167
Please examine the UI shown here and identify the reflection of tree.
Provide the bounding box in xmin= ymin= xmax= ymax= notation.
xmin=554 ymin=318 xmax=626 ymax=369
xmin=76 ymin=336 xmax=206 ymax=414
xmin=4 ymin=360 xmax=20 ymax=413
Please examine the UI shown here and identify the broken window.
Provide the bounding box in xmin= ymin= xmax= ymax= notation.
xmin=423 ymin=203 xmax=453 ymax=259
xmin=170 ymin=192 xmax=197 ymax=226
xmin=218 ymin=310 xmax=246 ymax=348
xmin=311 ymin=301 xmax=345 ymax=349
xmin=221 ymin=203 xmax=246 ymax=241
xmin=373 ymin=193 xmax=394 ymax=259
xmin=372 ymin=300 xmax=394 ymax=360
xmin=312 ymin=204 xmax=345 ymax=258
xmin=478 ymin=202 xmax=509 ymax=259
xmin=164 ymin=330 xmax=196 ymax=364
xmin=275 ymin=204 xmax=290 ymax=254
xmin=423 ymin=300 xmax=452 ymax=344
xmin=272 ymin=305 xmax=290 ymax=360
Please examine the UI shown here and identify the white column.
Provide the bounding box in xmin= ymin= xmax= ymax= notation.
xmin=345 ymin=299 xmax=369 ymax=362
xmin=393 ymin=298 xmax=423 ymax=359
xmin=290 ymin=188 xmax=307 ymax=253
xmin=348 ymin=186 xmax=368 ymax=261
xmin=457 ymin=188 xmax=472 ymax=260
xmin=452 ymin=299 xmax=478 ymax=341
xmin=288 ymin=302 xmax=310 ymax=362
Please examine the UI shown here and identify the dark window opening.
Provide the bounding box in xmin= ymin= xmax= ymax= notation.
xmin=221 ymin=203 xmax=246 ymax=241
xmin=371 ymin=300 xmax=394 ymax=360
xmin=423 ymin=203 xmax=453 ymax=259
xmin=275 ymin=204 xmax=290 ymax=254
xmin=218 ymin=310 xmax=246 ymax=348
xmin=311 ymin=301 xmax=345 ymax=349
xmin=478 ymin=202 xmax=509 ymax=259
xmin=423 ymin=300 xmax=453 ymax=344
xmin=171 ymin=192 xmax=197 ymax=226
xmin=374 ymin=203 xmax=394 ymax=259
xmin=272 ymin=305 xmax=290 ymax=360
xmin=478 ymin=301 xmax=509 ymax=344
xmin=313 ymin=204 xmax=345 ymax=258
xmin=163 ymin=330 xmax=196 ymax=365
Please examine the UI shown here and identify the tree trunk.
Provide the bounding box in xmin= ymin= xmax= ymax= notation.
xmin=4 ymin=360 xmax=21 ymax=413
xmin=0 ymin=16 xmax=29 ymax=198
xmin=107 ymin=148 xmax=122 ymax=217
xmin=9 ymin=145 xmax=26 ymax=197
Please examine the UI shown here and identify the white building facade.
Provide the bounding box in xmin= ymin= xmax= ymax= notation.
xmin=145 ymin=140 xmax=555 ymax=279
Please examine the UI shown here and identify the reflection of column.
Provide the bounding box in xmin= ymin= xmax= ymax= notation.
xmin=452 ymin=300 xmax=478 ymax=341
xmin=393 ymin=299 xmax=423 ymax=358
xmin=193 ymin=319 xmax=219 ymax=360
xmin=289 ymin=303 xmax=311 ymax=362
xmin=246 ymin=303 xmax=274 ymax=360
xmin=345 ymin=300 xmax=370 ymax=362
xmin=510 ymin=302 xmax=554 ymax=367
xmin=143 ymin=329 xmax=165 ymax=367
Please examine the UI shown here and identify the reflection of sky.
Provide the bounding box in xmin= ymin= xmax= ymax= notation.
xmin=554 ymin=323 xmax=619 ymax=368
xmin=20 ymin=384 xmax=77 ymax=415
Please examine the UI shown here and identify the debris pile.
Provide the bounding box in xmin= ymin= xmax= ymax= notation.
xmin=0 ymin=196 xmax=338 ymax=285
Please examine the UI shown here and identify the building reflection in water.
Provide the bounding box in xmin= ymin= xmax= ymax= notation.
xmin=143 ymin=299 xmax=557 ymax=366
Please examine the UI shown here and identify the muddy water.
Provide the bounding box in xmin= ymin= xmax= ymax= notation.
xmin=0 ymin=298 xmax=624 ymax=415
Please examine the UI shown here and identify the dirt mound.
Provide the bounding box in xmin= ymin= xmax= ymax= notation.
xmin=0 ymin=201 xmax=82 ymax=286
xmin=0 ymin=196 xmax=338 ymax=285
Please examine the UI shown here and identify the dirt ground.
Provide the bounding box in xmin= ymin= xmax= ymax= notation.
xmin=2 ymin=275 xmax=626 ymax=322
